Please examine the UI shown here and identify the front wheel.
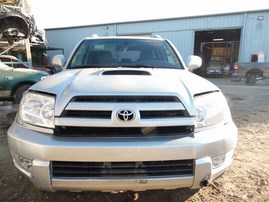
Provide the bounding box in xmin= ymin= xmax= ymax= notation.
xmin=14 ymin=84 xmax=32 ymax=104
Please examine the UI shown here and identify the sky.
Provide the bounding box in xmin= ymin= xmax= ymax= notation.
xmin=27 ymin=0 xmax=269 ymax=29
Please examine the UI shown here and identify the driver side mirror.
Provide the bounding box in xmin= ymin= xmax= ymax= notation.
xmin=187 ymin=55 xmax=202 ymax=71
xmin=51 ymin=55 xmax=65 ymax=68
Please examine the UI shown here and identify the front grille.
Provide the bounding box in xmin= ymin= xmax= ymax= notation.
xmin=61 ymin=110 xmax=188 ymax=119
xmin=54 ymin=126 xmax=194 ymax=137
xmin=52 ymin=160 xmax=194 ymax=178
xmin=63 ymin=110 xmax=111 ymax=118
xmin=140 ymin=110 xmax=188 ymax=118
xmin=55 ymin=95 xmax=193 ymax=137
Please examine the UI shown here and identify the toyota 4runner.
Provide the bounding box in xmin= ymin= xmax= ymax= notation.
xmin=8 ymin=35 xmax=237 ymax=192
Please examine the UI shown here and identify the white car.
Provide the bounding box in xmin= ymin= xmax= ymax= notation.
xmin=8 ymin=35 xmax=237 ymax=192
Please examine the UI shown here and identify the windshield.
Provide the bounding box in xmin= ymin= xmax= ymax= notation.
xmin=67 ymin=38 xmax=183 ymax=69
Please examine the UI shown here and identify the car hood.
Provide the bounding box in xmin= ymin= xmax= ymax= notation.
xmin=207 ymin=64 xmax=223 ymax=70
xmin=14 ymin=68 xmax=48 ymax=75
xmin=31 ymin=68 xmax=219 ymax=116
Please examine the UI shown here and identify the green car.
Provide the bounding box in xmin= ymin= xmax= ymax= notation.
xmin=0 ymin=61 xmax=48 ymax=104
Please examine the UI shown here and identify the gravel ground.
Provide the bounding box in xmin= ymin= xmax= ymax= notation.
xmin=0 ymin=77 xmax=268 ymax=202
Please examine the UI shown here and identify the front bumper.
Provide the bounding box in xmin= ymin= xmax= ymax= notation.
xmin=206 ymin=69 xmax=223 ymax=75
xmin=8 ymin=121 xmax=237 ymax=192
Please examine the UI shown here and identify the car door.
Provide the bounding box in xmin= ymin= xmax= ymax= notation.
xmin=0 ymin=62 xmax=14 ymax=98
xmin=0 ymin=65 xmax=4 ymax=97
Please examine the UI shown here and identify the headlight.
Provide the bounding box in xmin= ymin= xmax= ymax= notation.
xmin=19 ymin=92 xmax=55 ymax=128
xmin=194 ymin=92 xmax=231 ymax=128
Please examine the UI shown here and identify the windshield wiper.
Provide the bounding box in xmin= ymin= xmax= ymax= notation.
xmin=122 ymin=64 xmax=158 ymax=68
xmin=69 ymin=64 xmax=120 ymax=69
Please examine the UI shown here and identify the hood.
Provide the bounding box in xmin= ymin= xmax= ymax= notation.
xmin=32 ymin=68 xmax=219 ymax=115
xmin=207 ymin=62 xmax=223 ymax=70
xmin=14 ymin=67 xmax=48 ymax=75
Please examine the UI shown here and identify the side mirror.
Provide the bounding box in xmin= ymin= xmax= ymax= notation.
xmin=51 ymin=55 xmax=65 ymax=68
xmin=187 ymin=55 xmax=202 ymax=71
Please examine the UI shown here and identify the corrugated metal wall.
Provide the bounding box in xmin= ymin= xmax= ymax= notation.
xmin=46 ymin=25 xmax=116 ymax=59
xmin=116 ymin=13 xmax=243 ymax=34
xmin=45 ymin=10 xmax=269 ymax=63
xmin=239 ymin=11 xmax=269 ymax=62
xmin=154 ymin=31 xmax=194 ymax=62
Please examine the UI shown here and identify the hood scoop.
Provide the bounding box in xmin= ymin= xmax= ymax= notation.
xmin=102 ymin=69 xmax=151 ymax=76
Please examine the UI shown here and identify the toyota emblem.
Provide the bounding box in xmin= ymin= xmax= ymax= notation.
xmin=117 ymin=109 xmax=135 ymax=122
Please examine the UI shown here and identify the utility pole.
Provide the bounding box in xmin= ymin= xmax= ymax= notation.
xmin=20 ymin=0 xmax=33 ymax=68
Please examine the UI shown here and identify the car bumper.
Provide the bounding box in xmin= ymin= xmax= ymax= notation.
xmin=8 ymin=121 xmax=237 ymax=192
xmin=206 ymin=70 xmax=223 ymax=75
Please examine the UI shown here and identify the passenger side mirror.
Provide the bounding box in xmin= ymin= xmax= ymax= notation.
xmin=51 ymin=55 xmax=65 ymax=68
xmin=187 ymin=55 xmax=202 ymax=71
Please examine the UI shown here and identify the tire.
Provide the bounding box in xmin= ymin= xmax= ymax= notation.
xmin=245 ymin=73 xmax=256 ymax=85
xmin=14 ymin=84 xmax=32 ymax=104
xmin=231 ymin=77 xmax=241 ymax=82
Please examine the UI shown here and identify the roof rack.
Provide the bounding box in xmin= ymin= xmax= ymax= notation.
xmin=90 ymin=34 xmax=99 ymax=38
xmin=151 ymin=34 xmax=163 ymax=39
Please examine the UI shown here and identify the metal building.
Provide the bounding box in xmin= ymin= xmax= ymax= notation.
xmin=45 ymin=9 xmax=269 ymax=68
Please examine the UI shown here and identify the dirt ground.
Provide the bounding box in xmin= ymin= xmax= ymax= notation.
xmin=0 ymin=77 xmax=268 ymax=202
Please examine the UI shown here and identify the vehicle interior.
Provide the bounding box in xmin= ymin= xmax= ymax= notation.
xmin=69 ymin=38 xmax=183 ymax=69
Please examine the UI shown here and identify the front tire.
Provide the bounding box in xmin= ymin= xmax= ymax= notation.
xmin=14 ymin=84 xmax=32 ymax=104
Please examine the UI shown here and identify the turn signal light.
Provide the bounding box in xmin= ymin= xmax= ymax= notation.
xmin=19 ymin=156 xmax=32 ymax=171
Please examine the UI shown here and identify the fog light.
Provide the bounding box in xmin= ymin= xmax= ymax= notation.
xmin=212 ymin=154 xmax=226 ymax=168
xmin=19 ymin=156 xmax=32 ymax=171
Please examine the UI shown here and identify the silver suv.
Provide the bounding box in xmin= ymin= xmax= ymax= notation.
xmin=8 ymin=35 xmax=237 ymax=192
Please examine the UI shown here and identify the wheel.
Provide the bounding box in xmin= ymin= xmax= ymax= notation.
xmin=245 ymin=73 xmax=256 ymax=85
xmin=14 ymin=84 xmax=32 ymax=104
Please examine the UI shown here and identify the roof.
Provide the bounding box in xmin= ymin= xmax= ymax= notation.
xmin=83 ymin=34 xmax=164 ymax=40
